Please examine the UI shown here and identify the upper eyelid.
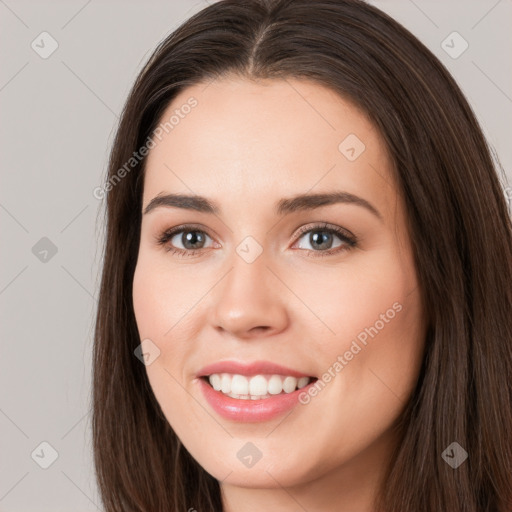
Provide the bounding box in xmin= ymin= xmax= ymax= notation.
xmin=294 ymin=222 xmax=354 ymax=238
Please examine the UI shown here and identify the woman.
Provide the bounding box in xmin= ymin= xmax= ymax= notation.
xmin=92 ymin=0 xmax=512 ymax=510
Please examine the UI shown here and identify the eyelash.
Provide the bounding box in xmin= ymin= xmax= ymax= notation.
xmin=155 ymin=222 xmax=357 ymax=259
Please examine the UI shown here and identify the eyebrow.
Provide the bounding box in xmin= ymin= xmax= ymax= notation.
xmin=143 ymin=191 xmax=382 ymax=220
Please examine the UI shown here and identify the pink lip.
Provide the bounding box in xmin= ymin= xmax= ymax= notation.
xmin=196 ymin=360 xmax=316 ymax=423
xmin=197 ymin=360 xmax=311 ymax=378
xmin=198 ymin=378 xmax=316 ymax=422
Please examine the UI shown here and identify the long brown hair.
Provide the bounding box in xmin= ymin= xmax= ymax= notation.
xmin=92 ymin=0 xmax=512 ymax=510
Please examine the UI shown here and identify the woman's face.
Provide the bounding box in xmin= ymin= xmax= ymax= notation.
xmin=132 ymin=76 xmax=426 ymax=497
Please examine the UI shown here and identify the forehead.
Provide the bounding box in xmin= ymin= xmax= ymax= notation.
xmin=142 ymin=76 xmax=396 ymax=216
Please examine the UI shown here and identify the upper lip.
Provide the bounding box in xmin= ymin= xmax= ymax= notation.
xmin=197 ymin=360 xmax=313 ymax=378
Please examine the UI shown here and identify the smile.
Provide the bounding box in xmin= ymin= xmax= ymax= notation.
xmin=196 ymin=361 xmax=318 ymax=422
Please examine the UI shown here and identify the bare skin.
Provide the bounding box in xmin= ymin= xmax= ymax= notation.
xmin=132 ymin=76 xmax=427 ymax=512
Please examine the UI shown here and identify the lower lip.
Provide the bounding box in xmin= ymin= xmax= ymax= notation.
xmin=198 ymin=378 xmax=312 ymax=422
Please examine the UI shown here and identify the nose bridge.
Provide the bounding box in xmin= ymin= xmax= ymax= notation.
xmin=227 ymin=240 xmax=269 ymax=297
xmin=210 ymin=238 xmax=289 ymax=336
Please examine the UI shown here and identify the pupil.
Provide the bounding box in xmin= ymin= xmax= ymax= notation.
xmin=184 ymin=231 xmax=204 ymax=249
xmin=311 ymin=231 xmax=332 ymax=249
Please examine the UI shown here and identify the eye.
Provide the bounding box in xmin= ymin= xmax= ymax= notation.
xmin=155 ymin=222 xmax=357 ymax=258
xmin=155 ymin=224 xmax=215 ymax=258
xmin=292 ymin=222 xmax=357 ymax=257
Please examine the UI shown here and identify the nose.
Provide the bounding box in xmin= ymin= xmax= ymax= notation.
xmin=210 ymin=250 xmax=289 ymax=339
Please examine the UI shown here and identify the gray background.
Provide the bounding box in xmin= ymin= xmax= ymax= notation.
xmin=1 ymin=0 xmax=511 ymax=510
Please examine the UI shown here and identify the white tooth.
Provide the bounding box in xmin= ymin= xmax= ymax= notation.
xmin=283 ymin=376 xmax=298 ymax=393
xmin=216 ymin=373 xmax=308 ymax=398
xmin=231 ymin=374 xmax=249 ymax=395
xmin=249 ymin=375 xmax=268 ymax=396
xmin=268 ymin=375 xmax=283 ymax=395
xmin=209 ymin=374 xmax=222 ymax=391
xmin=221 ymin=373 xmax=231 ymax=394
xmin=297 ymin=377 xmax=309 ymax=389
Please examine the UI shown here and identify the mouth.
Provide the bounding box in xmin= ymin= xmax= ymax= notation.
xmin=196 ymin=360 xmax=318 ymax=422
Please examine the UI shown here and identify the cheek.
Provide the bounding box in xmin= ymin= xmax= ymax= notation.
xmin=132 ymin=253 xmax=202 ymax=391
xmin=132 ymin=263 xmax=156 ymax=336
xmin=132 ymin=262 xmax=182 ymax=378
xmin=291 ymin=258 xmax=424 ymax=470
xmin=132 ymin=258 xmax=182 ymax=383
xmin=294 ymin=249 xmax=417 ymax=349
xmin=303 ymin=247 xmax=424 ymax=400
xmin=132 ymin=252 xmax=198 ymax=338
xmin=132 ymin=260 xmax=197 ymax=435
